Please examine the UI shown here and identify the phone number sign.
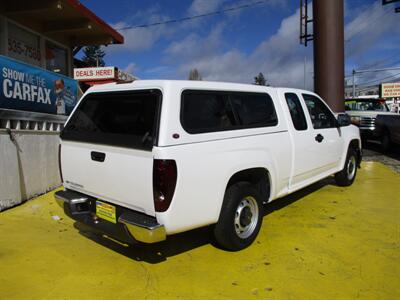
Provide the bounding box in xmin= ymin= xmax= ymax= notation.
xmin=8 ymin=37 xmax=41 ymax=66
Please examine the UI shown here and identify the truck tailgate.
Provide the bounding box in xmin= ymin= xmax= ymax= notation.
xmin=59 ymin=89 xmax=162 ymax=217
xmin=61 ymin=141 xmax=155 ymax=216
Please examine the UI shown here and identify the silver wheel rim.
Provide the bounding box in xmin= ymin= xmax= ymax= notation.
xmin=347 ymin=155 xmax=356 ymax=181
xmin=234 ymin=196 xmax=259 ymax=239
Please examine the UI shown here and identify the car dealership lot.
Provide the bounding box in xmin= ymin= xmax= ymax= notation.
xmin=0 ymin=161 xmax=399 ymax=300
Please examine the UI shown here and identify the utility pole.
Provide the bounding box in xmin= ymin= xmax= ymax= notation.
xmin=304 ymin=56 xmax=307 ymax=89
xmin=300 ymin=0 xmax=345 ymax=112
xmin=313 ymin=0 xmax=345 ymax=112
xmin=351 ymin=66 xmax=400 ymax=97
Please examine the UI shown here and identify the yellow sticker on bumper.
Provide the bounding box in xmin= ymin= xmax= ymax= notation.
xmin=96 ymin=201 xmax=116 ymax=224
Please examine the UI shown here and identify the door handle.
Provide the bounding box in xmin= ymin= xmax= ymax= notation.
xmin=315 ymin=134 xmax=324 ymax=143
xmin=91 ymin=151 xmax=106 ymax=162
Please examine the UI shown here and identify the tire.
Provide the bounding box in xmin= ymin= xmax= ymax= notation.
xmin=335 ymin=147 xmax=358 ymax=187
xmin=214 ymin=182 xmax=263 ymax=251
xmin=381 ymin=129 xmax=392 ymax=152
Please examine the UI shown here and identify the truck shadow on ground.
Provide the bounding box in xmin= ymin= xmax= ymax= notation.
xmin=74 ymin=177 xmax=334 ymax=264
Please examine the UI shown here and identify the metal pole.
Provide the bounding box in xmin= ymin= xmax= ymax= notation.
xmin=304 ymin=56 xmax=307 ymax=89
xmin=313 ymin=0 xmax=345 ymax=112
xmin=352 ymin=69 xmax=355 ymax=98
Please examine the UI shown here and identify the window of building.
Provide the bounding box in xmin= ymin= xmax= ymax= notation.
xmin=45 ymin=41 xmax=68 ymax=75
xmin=302 ymin=94 xmax=336 ymax=129
xmin=7 ymin=22 xmax=41 ymax=66
xmin=285 ymin=93 xmax=307 ymax=130
xmin=181 ymin=90 xmax=278 ymax=134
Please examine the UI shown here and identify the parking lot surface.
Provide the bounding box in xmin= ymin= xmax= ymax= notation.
xmin=0 ymin=162 xmax=399 ymax=300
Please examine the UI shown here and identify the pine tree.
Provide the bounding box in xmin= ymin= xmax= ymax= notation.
xmin=82 ymin=46 xmax=106 ymax=67
xmin=188 ymin=68 xmax=202 ymax=80
xmin=254 ymin=72 xmax=267 ymax=86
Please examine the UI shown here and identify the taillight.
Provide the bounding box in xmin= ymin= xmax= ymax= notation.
xmin=58 ymin=144 xmax=63 ymax=183
xmin=153 ymin=159 xmax=177 ymax=212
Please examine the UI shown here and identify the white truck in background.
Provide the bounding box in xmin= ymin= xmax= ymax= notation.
xmin=55 ymin=80 xmax=361 ymax=251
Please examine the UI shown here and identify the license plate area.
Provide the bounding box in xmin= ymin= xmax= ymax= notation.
xmin=96 ymin=200 xmax=116 ymax=224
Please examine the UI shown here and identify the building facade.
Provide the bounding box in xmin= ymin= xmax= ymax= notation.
xmin=0 ymin=0 xmax=124 ymax=210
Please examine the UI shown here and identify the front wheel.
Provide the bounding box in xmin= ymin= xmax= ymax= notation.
xmin=214 ymin=182 xmax=263 ymax=251
xmin=335 ymin=147 xmax=358 ymax=187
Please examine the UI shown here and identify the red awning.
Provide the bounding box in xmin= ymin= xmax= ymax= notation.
xmin=66 ymin=0 xmax=124 ymax=45
xmin=1 ymin=0 xmax=124 ymax=46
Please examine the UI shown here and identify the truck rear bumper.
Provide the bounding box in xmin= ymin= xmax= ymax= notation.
xmin=54 ymin=190 xmax=166 ymax=244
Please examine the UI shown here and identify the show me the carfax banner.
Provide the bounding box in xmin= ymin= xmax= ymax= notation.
xmin=0 ymin=55 xmax=78 ymax=115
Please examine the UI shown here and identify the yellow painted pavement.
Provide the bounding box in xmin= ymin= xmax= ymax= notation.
xmin=0 ymin=162 xmax=399 ymax=299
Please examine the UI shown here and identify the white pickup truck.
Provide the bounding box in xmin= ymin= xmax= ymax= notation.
xmin=55 ymin=80 xmax=361 ymax=251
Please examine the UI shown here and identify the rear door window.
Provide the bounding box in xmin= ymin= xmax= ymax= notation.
xmin=181 ymin=90 xmax=277 ymax=134
xmin=61 ymin=90 xmax=161 ymax=150
xmin=285 ymin=93 xmax=308 ymax=131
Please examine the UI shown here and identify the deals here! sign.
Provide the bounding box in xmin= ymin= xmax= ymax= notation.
xmin=74 ymin=66 xmax=116 ymax=81
xmin=0 ymin=56 xmax=78 ymax=115
xmin=381 ymin=82 xmax=400 ymax=99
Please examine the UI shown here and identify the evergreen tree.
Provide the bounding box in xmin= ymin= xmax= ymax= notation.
xmin=188 ymin=68 xmax=202 ymax=80
xmin=254 ymin=72 xmax=267 ymax=86
xmin=82 ymin=46 xmax=106 ymax=67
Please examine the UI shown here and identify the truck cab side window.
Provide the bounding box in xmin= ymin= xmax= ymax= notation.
xmin=285 ymin=93 xmax=307 ymax=131
xmin=302 ymin=94 xmax=336 ymax=129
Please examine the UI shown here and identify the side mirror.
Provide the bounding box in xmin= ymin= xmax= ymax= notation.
xmin=337 ymin=113 xmax=351 ymax=127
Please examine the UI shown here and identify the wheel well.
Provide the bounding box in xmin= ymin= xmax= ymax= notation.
xmin=227 ymin=168 xmax=271 ymax=203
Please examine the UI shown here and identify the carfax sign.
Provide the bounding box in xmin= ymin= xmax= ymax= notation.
xmin=0 ymin=55 xmax=78 ymax=115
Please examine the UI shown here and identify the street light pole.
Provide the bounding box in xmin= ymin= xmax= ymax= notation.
xmin=352 ymin=69 xmax=356 ymax=98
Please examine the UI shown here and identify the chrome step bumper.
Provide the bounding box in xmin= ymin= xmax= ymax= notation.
xmin=55 ymin=190 xmax=166 ymax=244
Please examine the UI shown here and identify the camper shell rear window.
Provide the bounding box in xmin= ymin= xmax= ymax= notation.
xmin=61 ymin=89 xmax=162 ymax=150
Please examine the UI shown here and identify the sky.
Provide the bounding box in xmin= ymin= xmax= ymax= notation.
xmin=79 ymin=0 xmax=400 ymax=91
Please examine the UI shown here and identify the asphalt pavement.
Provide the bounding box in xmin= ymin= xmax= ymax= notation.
xmin=362 ymin=141 xmax=400 ymax=174
xmin=1 ymin=162 xmax=399 ymax=299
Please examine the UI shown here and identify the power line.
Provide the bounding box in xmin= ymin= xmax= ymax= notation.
xmin=356 ymin=72 xmax=400 ymax=92
xmin=344 ymin=9 xmax=392 ymax=60
xmin=115 ymin=0 xmax=271 ymax=30
xmin=357 ymin=72 xmax=400 ymax=87
xmin=357 ymin=53 xmax=400 ymax=71
xmin=345 ymin=62 xmax=400 ymax=78
xmin=345 ymin=8 xmax=391 ymax=43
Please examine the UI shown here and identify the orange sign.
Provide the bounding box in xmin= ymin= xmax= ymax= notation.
xmin=381 ymin=82 xmax=400 ymax=98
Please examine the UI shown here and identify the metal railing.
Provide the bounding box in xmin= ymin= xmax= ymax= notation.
xmin=0 ymin=109 xmax=67 ymax=131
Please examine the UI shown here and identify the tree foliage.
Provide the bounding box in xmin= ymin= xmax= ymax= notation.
xmin=188 ymin=68 xmax=202 ymax=80
xmin=254 ymin=72 xmax=267 ymax=86
xmin=82 ymin=46 xmax=106 ymax=67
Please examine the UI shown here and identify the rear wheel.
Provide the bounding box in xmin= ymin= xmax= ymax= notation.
xmin=214 ymin=182 xmax=263 ymax=251
xmin=335 ymin=147 xmax=358 ymax=187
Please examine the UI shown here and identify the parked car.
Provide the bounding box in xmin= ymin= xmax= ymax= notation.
xmin=375 ymin=114 xmax=400 ymax=151
xmin=345 ymin=98 xmax=398 ymax=145
xmin=55 ymin=80 xmax=362 ymax=251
